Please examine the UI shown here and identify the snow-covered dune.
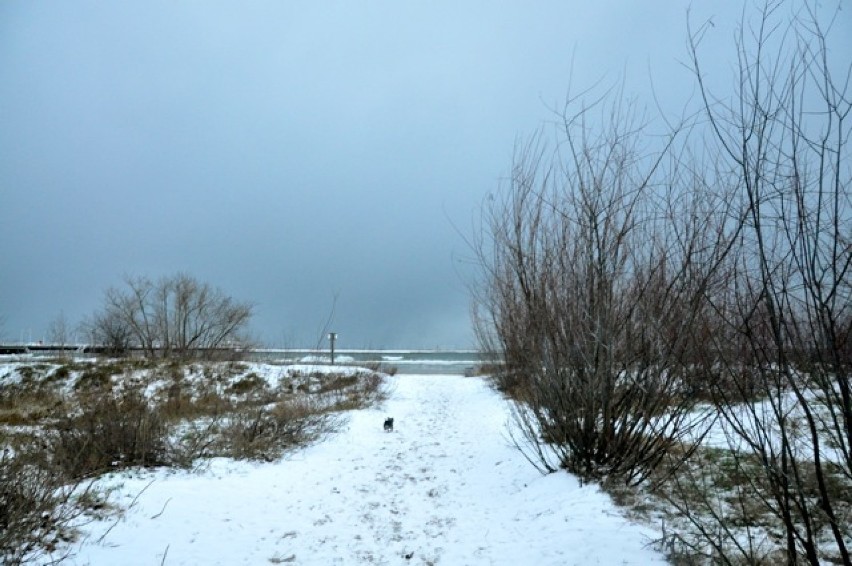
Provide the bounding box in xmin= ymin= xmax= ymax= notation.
xmin=62 ymin=374 xmax=665 ymax=565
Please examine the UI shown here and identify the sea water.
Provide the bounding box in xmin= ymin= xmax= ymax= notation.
xmin=5 ymin=347 xmax=499 ymax=376
xmin=249 ymin=349 xmax=498 ymax=375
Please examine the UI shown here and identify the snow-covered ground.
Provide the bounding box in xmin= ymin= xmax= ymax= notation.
xmin=56 ymin=374 xmax=666 ymax=565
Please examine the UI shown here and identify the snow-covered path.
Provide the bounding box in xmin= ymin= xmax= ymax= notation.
xmin=67 ymin=374 xmax=666 ymax=565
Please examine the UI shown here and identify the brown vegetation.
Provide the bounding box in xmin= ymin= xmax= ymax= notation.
xmin=0 ymin=358 xmax=386 ymax=562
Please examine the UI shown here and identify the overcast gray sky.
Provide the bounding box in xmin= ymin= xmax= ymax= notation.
xmin=1 ymin=1 xmax=848 ymax=348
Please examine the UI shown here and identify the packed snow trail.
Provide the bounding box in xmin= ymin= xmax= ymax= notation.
xmin=67 ymin=374 xmax=666 ymax=565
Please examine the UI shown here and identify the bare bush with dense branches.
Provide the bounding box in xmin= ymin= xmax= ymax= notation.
xmin=85 ymin=273 xmax=253 ymax=359
xmin=51 ymin=389 xmax=169 ymax=479
xmin=474 ymin=89 xmax=738 ymax=485
xmin=0 ymin=443 xmax=93 ymax=565
xmin=216 ymin=398 xmax=341 ymax=462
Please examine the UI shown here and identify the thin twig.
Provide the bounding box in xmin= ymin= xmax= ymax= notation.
xmin=150 ymin=497 xmax=172 ymax=519
xmin=96 ymin=479 xmax=155 ymax=544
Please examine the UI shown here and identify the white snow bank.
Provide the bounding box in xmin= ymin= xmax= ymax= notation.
xmin=52 ymin=374 xmax=665 ymax=565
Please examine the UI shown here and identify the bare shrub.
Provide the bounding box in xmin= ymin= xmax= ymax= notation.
xmin=317 ymin=374 xmax=359 ymax=394
xmin=162 ymin=388 xmax=234 ymax=423
xmin=227 ymin=372 xmax=268 ymax=396
xmin=0 ymin=369 xmax=64 ymax=427
xmin=66 ymin=359 xmax=155 ymax=393
xmin=51 ymin=390 xmax=169 ymax=478
xmin=165 ymin=417 xmax=224 ymax=467
xmin=213 ymin=372 xmax=384 ymax=462
xmin=0 ymin=443 xmax=92 ymax=565
xmin=355 ymin=371 xmax=387 ymax=405
xmin=216 ymin=398 xmax=340 ymax=461
xmin=473 ymin=86 xmax=734 ymax=485
xmin=314 ymin=371 xmax=388 ymax=411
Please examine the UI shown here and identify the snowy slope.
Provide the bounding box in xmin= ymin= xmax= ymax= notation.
xmin=58 ymin=374 xmax=665 ymax=565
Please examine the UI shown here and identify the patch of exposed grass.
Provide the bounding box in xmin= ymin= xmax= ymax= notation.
xmin=0 ymin=406 xmax=51 ymax=426
xmin=227 ymin=372 xmax=266 ymax=395
xmin=319 ymin=371 xmax=388 ymax=411
xmin=49 ymin=365 xmax=70 ymax=382
xmin=317 ymin=374 xmax=359 ymax=394
xmin=0 ymin=367 xmax=65 ymax=426
xmin=602 ymin=442 xmax=852 ymax=564
xmin=73 ymin=368 xmax=112 ymax=391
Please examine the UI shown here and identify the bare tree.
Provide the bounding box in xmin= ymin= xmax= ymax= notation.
xmin=47 ymin=311 xmax=69 ymax=353
xmin=81 ymin=308 xmax=134 ymax=356
xmin=90 ymin=273 xmax=253 ymax=359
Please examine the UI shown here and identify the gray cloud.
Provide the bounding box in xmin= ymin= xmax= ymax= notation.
xmin=2 ymin=1 xmax=847 ymax=347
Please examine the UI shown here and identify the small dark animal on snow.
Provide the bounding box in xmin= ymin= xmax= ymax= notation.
xmin=383 ymin=417 xmax=394 ymax=432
